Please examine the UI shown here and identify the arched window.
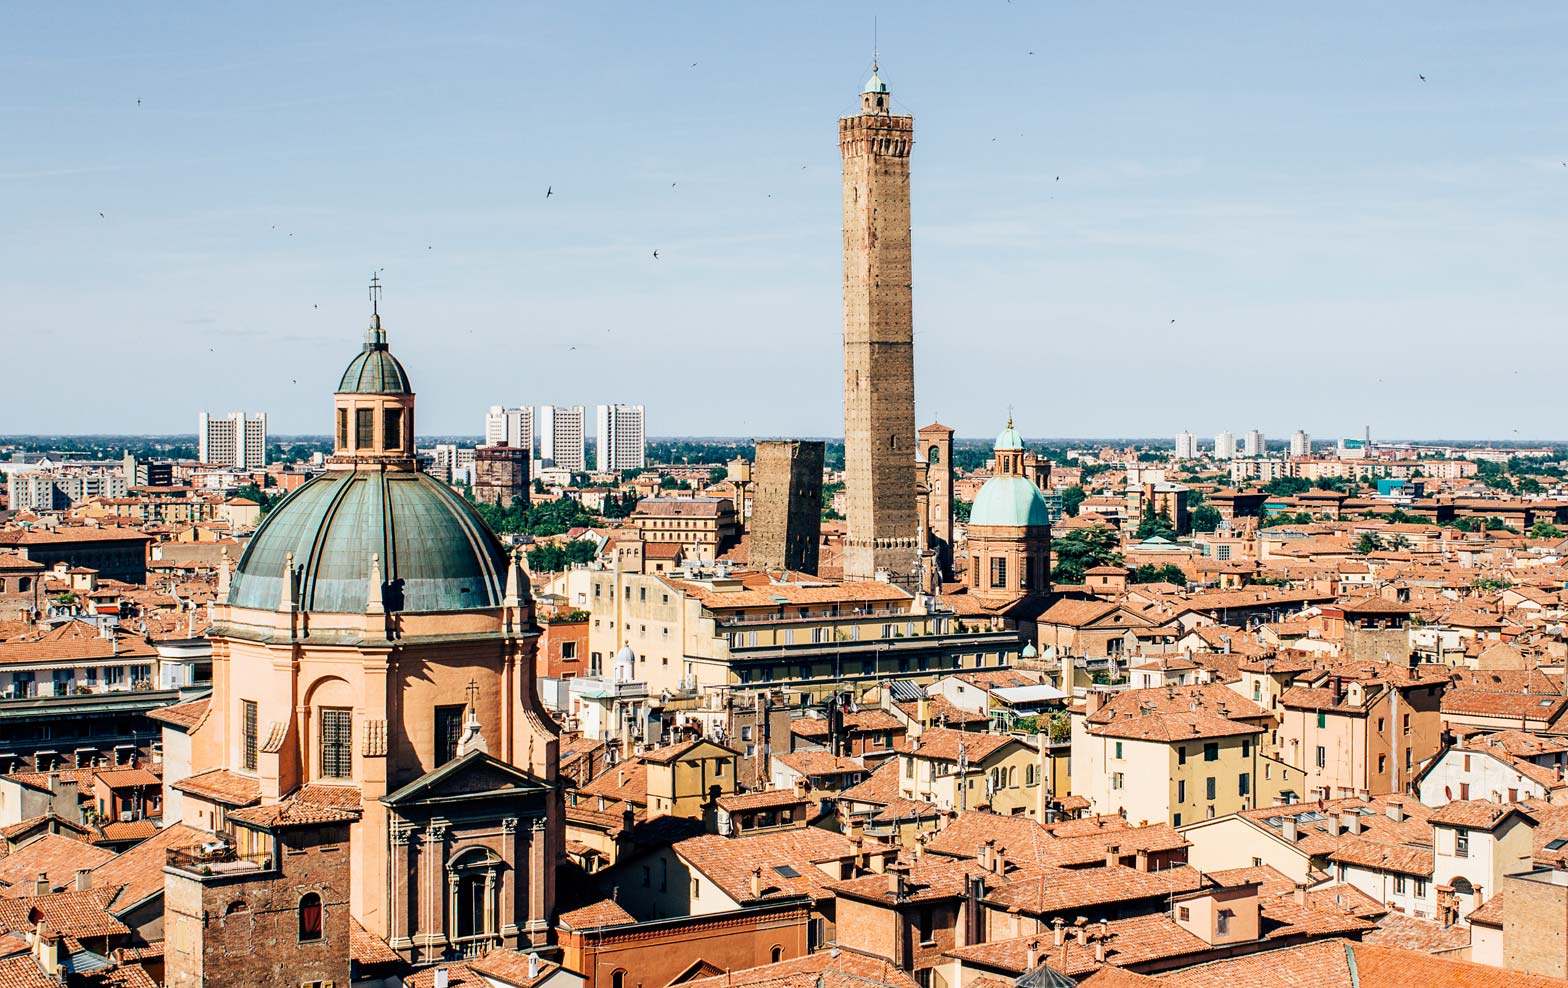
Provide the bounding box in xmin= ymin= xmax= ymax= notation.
xmin=611 ymin=970 xmax=627 ymax=988
xmin=298 ymin=892 xmax=322 ymax=941
xmin=771 ymin=945 xmax=784 ymax=963
xmin=225 ymin=899 xmax=248 ymax=916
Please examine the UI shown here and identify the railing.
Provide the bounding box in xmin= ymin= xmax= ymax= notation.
xmin=165 ymin=843 xmax=275 ymax=879
xmin=718 ymin=606 xmax=952 ymax=628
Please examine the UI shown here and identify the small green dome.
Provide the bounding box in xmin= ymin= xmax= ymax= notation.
xmin=969 ymin=476 xmax=1052 ymax=528
xmin=863 ymin=72 xmax=888 ymax=95
xmin=338 ymin=314 xmax=412 ymax=394
xmin=995 ymin=421 xmax=1024 ymax=451
xmin=228 ymin=470 xmax=507 ymax=613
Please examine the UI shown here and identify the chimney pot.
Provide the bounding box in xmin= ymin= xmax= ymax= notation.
xmin=751 ymin=867 xmax=762 ymax=900
xmin=33 ymin=873 xmax=49 ymax=896
xmin=74 ymin=869 xmax=90 ymax=891
xmin=1026 ymin=939 xmax=1041 ymax=968
xmin=1052 ymin=917 xmax=1066 ymax=947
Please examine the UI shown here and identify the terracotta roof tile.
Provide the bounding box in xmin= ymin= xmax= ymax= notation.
xmin=557 ymin=898 xmax=635 ymax=929
xmin=675 ymin=829 xmax=861 ymax=904
xmin=170 ymin=769 xmax=260 ymax=807
xmin=89 ymin=823 xmax=207 ymax=910
xmin=0 ymin=833 xmax=115 ymax=895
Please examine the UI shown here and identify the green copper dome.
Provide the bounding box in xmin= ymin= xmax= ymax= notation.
xmin=228 ymin=470 xmax=507 ymax=613
xmin=969 ymin=476 xmax=1052 ymax=529
xmin=337 ymin=314 xmax=412 ymax=394
xmin=995 ymin=421 xmax=1024 ymax=451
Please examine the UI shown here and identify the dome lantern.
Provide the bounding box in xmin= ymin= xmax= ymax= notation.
xmin=332 ymin=276 xmax=416 ymax=465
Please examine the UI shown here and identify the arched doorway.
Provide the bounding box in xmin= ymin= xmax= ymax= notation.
xmin=447 ymin=847 xmax=503 ymax=956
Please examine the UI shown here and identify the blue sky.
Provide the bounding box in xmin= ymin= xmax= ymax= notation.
xmin=3 ymin=4 xmax=1566 ymax=441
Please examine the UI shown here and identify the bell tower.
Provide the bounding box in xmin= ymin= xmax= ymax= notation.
xmin=841 ymin=63 xmax=919 ymax=584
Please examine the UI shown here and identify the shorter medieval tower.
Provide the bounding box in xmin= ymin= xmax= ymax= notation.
xmin=751 ymin=440 xmax=825 ymax=574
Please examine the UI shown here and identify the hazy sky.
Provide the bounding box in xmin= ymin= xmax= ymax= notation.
xmin=4 ymin=4 xmax=1566 ymax=441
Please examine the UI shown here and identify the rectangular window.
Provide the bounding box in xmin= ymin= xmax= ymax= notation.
xmin=1316 ymin=712 xmax=1327 ymax=729
xmin=1114 ymin=741 xmax=1123 ymax=760
xmin=1177 ymin=746 xmax=1187 ymax=766
xmin=1206 ymin=777 xmax=1216 ymax=800
xmin=1217 ymin=909 xmax=1232 ymax=935
xmin=1241 ymin=739 xmax=1251 ymax=758
xmin=337 ymin=408 xmax=348 ymax=448
xmin=1173 ymin=812 xmax=1182 ymax=827
xmin=1112 ymin=772 xmax=1124 ymax=790
xmin=1204 ymin=742 xmax=1218 ymax=762
xmin=241 ymin=700 xmax=258 ymax=771
xmin=990 ymin=557 xmax=1007 ymax=588
xmin=436 ymin=705 xmax=465 ymax=765
xmin=1415 ymin=880 xmax=1427 ymax=897
xmin=1315 ymin=746 xmax=1326 ymax=769
xmin=1394 ymin=875 xmax=1406 ymax=894
xmin=1455 ymin=828 xmax=1469 ymax=858
xmin=383 ymin=408 xmax=402 ymax=449
xmin=1178 ymin=779 xmax=1186 ymax=803
xmin=321 ymin=708 xmax=353 ymax=778
xmin=1238 ymin=772 xmax=1250 ymax=797
xmin=355 ymin=408 xmax=374 ymax=449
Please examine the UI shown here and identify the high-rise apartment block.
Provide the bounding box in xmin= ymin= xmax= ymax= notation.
xmin=538 ymin=405 xmax=586 ymax=472
xmin=1175 ymin=431 xmax=1197 ymax=460
xmin=840 ymin=65 xmax=919 ymax=584
xmin=198 ymin=411 xmax=267 ymax=469
xmin=750 ymin=440 xmax=825 ymax=574
xmin=595 ymin=403 xmax=646 ymax=473
xmin=1214 ymin=431 xmax=1237 ymax=460
xmin=1290 ymin=430 xmax=1311 ymax=457
xmin=1243 ymin=429 xmax=1265 ymax=458
xmin=484 ymin=405 xmax=533 ymax=453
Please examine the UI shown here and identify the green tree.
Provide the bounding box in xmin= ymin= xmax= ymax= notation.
xmin=1060 ymin=485 xmax=1086 ymax=518
xmin=1134 ymin=503 xmax=1176 ymax=541
xmin=563 ymin=540 xmax=599 ymax=565
xmin=1051 ymin=527 xmax=1123 ymax=584
xmin=1520 ymin=477 xmax=1544 ymax=495
xmin=707 ymin=466 xmax=728 ymax=485
xmin=1354 ymin=532 xmax=1384 ymax=555
xmin=1262 ymin=477 xmax=1311 ymax=496
xmin=526 ymin=544 xmax=566 ymax=572
xmin=1131 ymin=563 xmax=1188 ymax=585
xmin=1190 ymin=504 xmax=1223 ymax=533
xmin=1389 ymin=534 xmax=1413 ymax=550
xmin=820 ymin=480 xmax=845 ymax=521
xmin=232 ymin=483 xmax=282 ymax=516
xmin=953 ymin=499 xmax=973 ymax=524
xmin=1529 ymin=520 xmax=1564 ymax=539
xmin=601 ymin=492 xmax=641 ymax=518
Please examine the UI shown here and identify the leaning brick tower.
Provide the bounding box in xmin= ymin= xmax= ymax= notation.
xmin=841 ymin=62 xmax=919 ymax=585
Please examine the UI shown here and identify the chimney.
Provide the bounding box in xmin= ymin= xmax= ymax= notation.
xmin=913 ymin=836 xmax=924 ymax=862
xmin=751 ymin=867 xmax=762 ymax=900
xmin=74 ymin=868 xmax=90 ymax=891
xmin=527 ymin=953 xmax=540 ymax=979
xmin=1052 ymin=917 xmax=1066 ymax=947
xmin=917 ymin=696 xmax=930 ymax=726
xmin=1075 ymin=919 xmax=1090 ymax=946
xmin=1330 ymin=677 xmax=1343 ymax=704
xmin=993 ymin=847 xmax=1006 ymax=875
xmin=1386 ymin=798 xmax=1405 ymax=823
xmin=1026 ymin=939 xmax=1041 ymax=969
xmin=618 ymin=768 xmax=626 ymax=788
xmin=1293 ymin=883 xmax=1308 ymax=906
xmin=1105 ymin=844 xmax=1121 ymax=869
xmin=33 ymin=873 xmax=49 ymax=896
xmin=1135 ymin=848 xmax=1150 ymax=872
xmin=1095 ymin=933 xmax=1109 ymax=964
xmin=888 ymin=869 xmax=905 ymax=899
xmin=1281 ymin=815 xmax=1299 ymax=842
xmin=1342 ymin=809 xmax=1362 ymax=836
xmin=977 ymin=840 xmax=993 ymax=872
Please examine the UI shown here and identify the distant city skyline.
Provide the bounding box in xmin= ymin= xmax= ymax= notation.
xmin=5 ymin=4 xmax=1567 ymax=439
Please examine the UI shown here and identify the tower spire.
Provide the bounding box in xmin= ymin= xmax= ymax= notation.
xmin=369 ymin=272 xmax=382 ymax=316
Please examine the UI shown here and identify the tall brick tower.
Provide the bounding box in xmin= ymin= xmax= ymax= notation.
xmin=841 ymin=63 xmax=919 ymax=585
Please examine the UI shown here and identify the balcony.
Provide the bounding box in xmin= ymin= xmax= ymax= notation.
xmin=165 ymin=840 xmax=276 ymax=880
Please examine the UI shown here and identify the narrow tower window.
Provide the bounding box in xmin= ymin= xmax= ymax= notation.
xmin=241 ymin=699 xmax=258 ymax=771
xmin=383 ymin=408 xmax=402 ymax=450
xmin=320 ymin=708 xmax=352 ymax=778
xmin=355 ymin=408 xmax=374 ymax=449
xmin=337 ymin=408 xmax=348 ymax=449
